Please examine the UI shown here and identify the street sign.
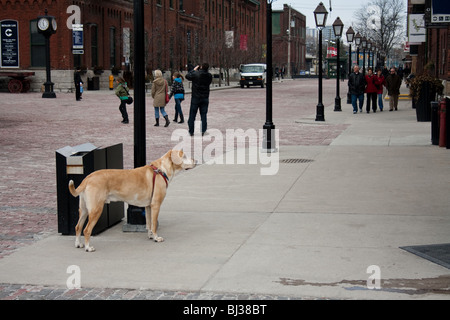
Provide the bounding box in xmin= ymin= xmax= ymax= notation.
xmin=1 ymin=19 xmax=19 ymax=68
xmin=72 ymin=23 xmax=83 ymax=53
xmin=432 ymin=0 xmax=450 ymax=23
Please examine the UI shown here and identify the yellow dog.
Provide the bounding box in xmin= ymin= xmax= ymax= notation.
xmin=69 ymin=150 xmax=196 ymax=252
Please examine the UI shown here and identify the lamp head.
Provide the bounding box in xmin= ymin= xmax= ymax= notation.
xmin=314 ymin=2 xmax=328 ymax=28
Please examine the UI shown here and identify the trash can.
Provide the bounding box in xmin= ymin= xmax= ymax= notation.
xmin=56 ymin=143 xmax=124 ymax=235
xmin=87 ymin=77 xmax=100 ymax=90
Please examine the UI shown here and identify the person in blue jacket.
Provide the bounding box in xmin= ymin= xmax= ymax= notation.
xmin=169 ymin=72 xmax=185 ymax=123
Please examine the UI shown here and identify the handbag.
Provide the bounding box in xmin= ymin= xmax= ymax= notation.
xmin=165 ymin=81 xmax=170 ymax=104
xmin=126 ymin=96 xmax=133 ymax=105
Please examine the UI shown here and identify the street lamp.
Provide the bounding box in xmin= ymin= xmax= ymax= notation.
xmin=346 ymin=27 xmax=355 ymax=76
xmin=262 ymin=0 xmax=276 ymax=152
xmin=314 ymin=2 xmax=328 ymax=122
xmin=332 ymin=17 xmax=344 ymax=112
xmin=354 ymin=32 xmax=362 ymax=67
xmin=361 ymin=36 xmax=367 ymax=75
xmin=367 ymin=41 xmax=372 ymax=69
xmin=37 ymin=9 xmax=57 ymax=98
xmin=346 ymin=27 xmax=355 ymax=104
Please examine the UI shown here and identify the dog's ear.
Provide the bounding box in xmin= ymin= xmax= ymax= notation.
xmin=170 ymin=149 xmax=183 ymax=165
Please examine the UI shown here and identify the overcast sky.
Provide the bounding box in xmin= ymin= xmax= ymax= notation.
xmin=272 ymin=0 xmax=408 ymax=29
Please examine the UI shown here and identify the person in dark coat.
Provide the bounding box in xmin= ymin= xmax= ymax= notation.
xmin=186 ymin=63 xmax=213 ymax=136
xmin=385 ymin=68 xmax=402 ymax=111
xmin=74 ymin=67 xmax=83 ymax=101
xmin=348 ymin=65 xmax=367 ymax=114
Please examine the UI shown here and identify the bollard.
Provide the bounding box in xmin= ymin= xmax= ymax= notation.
xmin=431 ymin=102 xmax=439 ymax=145
xmin=439 ymin=100 xmax=446 ymax=148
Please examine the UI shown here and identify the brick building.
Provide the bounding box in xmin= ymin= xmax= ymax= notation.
xmin=407 ymin=0 xmax=450 ymax=95
xmin=0 ymin=0 xmax=266 ymax=91
xmin=272 ymin=4 xmax=306 ymax=77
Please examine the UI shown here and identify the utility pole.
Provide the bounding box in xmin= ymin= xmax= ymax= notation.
xmin=287 ymin=4 xmax=291 ymax=78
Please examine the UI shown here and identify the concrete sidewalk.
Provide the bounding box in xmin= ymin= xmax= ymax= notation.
xmin=1 ymin=90 xmax=450 ymax=300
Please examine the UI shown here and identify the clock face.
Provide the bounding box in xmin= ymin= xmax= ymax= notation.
xmin=38 ymin=18 xmax=49 ymax=31
xmin=52 ymin=18 xmax=57 ymax=31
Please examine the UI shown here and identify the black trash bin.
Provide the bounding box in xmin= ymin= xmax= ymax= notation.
xmin=56 ymin=143 xmax=124 ymax=235
xmin=87 ymin=77 xmax=100 ymax=90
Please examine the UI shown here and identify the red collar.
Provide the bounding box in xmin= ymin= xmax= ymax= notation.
xmin=150 ymin=165 xmax=169 ymax=188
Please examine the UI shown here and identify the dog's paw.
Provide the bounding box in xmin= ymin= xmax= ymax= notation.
xmin=85 ymin=246 xmax=96 ymax=252
xmin=75 ymin=242 xmax=84 ymax=249
xmin=154 ymin=236 xmax=164 ymax=243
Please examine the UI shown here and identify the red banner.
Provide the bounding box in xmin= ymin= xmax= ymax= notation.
xmin=240 ymin=35 xmax=248 ymax=51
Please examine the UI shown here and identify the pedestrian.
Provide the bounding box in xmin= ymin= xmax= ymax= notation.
xmin=385 ymin=68 xmax=402 ymax=111
xmin=115 ymin=77 xmax=130 ymax=124
xmin=348 ymin=65 xmax=367 ymax=114
xmin=186 ymin=63 xmax=213 ymax=136
xmin=382 ymin=66 xmax=389 ymax=78
xmin=74 ymin=67 xmax=83 ymax=101
xmin=365 ymin=67 xmax=378 ymax=113
xmin=374 ymin=69 xmax=386 ymax=112
xmin=151 ymin=70 xmax=170 ymax=127
xmin=169 ymin=71 xmax=185 ymax=124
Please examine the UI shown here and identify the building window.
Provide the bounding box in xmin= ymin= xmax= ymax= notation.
xmin=179 ymin=0 xmax=183 ymax=11
xmin=30 ymin=20 xmax=45 ymax=67
xmin=110 ymin=27 xmax=116 ymax=68
xmin=91 ymin=25 xmax=98 ymax=67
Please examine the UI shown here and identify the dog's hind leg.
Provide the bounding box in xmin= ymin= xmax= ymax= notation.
xmin=75 ymin=196 xmax=88 ymax=249
xmin=82 ymin=204 xmax=103 ymax=252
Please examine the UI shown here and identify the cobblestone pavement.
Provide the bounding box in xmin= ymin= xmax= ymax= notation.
xmin=0 ymin=78 xmax=344 ymax=299
xmin=0 ymin=283 xmax=312 ymax=300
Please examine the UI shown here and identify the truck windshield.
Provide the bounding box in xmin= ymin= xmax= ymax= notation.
xmin=241 ymin=65 xmax=264 ymax=73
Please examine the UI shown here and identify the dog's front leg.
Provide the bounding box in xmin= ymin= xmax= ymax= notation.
xmin=145 ymin=206 xmax=153 ymax=240
xmin=149 ymin=203 xmax=164 ymax=242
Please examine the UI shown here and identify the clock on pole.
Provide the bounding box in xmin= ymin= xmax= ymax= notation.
xmin=37 ymin=9 xmax=57 ymax=98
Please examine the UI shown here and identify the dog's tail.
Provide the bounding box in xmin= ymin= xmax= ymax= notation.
xmin=68 ymin=180 xmax=84 ymax=197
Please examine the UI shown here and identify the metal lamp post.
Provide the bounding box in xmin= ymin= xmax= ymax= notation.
xmin=354 ymin=32 xmax=362 ymax=68
xmin=333 ymin=17 xmax=344 ymax=112
xmin=314 ymin=2 xmax=328 ymax=122
xmin=125 ymin=0 xmax=147 ymax=229
xmin=361 ymin=36 xmax=367 ymax=75
xmin=367 ymin=41 xmax=372 ymax=69
xmin=262 ymin=0 xmax=276 ymax=152
xmin=375 ymin=47 xmax=380 ymax=69
xmin=346 ymin=27 xmax=355 ymax=104
xmin=346 ymin=27 xmax=355 ymax=76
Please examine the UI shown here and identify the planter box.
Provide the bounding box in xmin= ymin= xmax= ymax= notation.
xmin=415 ymin=82 xmax=436 ymax=122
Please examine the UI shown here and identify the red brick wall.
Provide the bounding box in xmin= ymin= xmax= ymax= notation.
xmin=1 ymin=0 xmax=266 ymax=72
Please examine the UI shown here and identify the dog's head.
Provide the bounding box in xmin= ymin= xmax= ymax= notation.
xmin=168 ymin=149 xmax=196 ymax=172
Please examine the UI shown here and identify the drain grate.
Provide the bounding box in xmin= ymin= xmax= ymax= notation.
xmin=280 ymin=159 xmax=314 ymax=164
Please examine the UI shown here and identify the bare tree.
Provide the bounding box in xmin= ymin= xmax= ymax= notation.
xmin=354 ymin=0 xmax=405 ymax=57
